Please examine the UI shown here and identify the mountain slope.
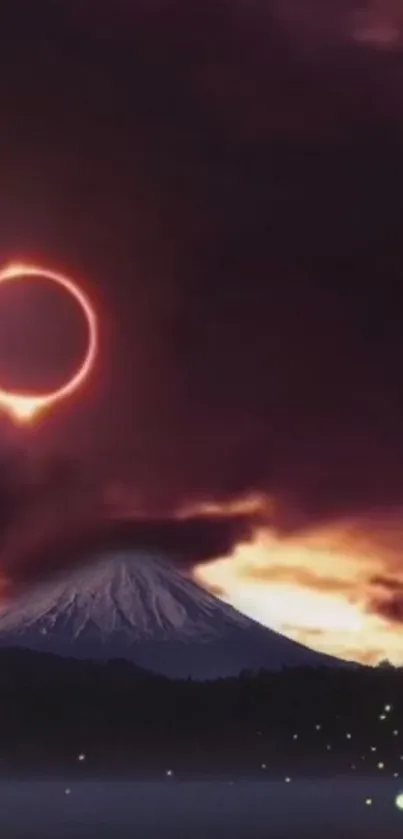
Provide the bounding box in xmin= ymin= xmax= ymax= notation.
xmin=0 ymin=551 xmax=353 ymax=679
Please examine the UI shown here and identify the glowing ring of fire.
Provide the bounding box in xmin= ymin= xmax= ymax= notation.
xmin=0 ymin=263 xmax=98 ymax=423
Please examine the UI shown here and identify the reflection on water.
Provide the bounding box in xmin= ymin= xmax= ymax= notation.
xmin=0 ymin=779 xmax=403 ymax=838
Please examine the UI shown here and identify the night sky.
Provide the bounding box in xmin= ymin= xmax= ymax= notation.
xmin=1 ymin=0 xmax=403 ymax=663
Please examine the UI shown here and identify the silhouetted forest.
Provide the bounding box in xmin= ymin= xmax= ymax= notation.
xmin=0 ymin=648 xmax=401 ymax=779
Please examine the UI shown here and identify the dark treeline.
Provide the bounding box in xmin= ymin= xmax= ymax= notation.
xmin=0 ymin=649 xmax=401 ymax=779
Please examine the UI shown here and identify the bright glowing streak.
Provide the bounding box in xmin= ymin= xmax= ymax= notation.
xmin=194 ymin=531 xmax=366 ymax=632
xmin=0 ymin=263 xmax=98 ymax=423
xmin=193 ymin=524 xmax=403 ymax=665
xmin=196 ymin=560 xmax=364 ymax=632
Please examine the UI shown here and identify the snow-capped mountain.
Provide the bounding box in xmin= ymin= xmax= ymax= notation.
xmin=0 ymin=551 xmax=352 ymax=679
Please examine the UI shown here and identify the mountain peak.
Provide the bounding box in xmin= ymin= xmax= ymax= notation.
xmin=0 ymin=550 xmax=352 ymax=679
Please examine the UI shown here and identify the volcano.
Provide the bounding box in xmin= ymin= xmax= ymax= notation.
xmin=0 ymin=551 xmax=353 ymax=679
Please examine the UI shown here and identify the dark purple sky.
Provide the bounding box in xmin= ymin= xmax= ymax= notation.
xmin=0 ymin=0 xmax=403 ymax=565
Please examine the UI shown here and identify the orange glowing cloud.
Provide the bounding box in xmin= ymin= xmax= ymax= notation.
xmin=177 ymin=493 xmax=272 ymax=521
xmin=193 ymin=508 xmax=403 ymax=667
xmin=0 ymin=263 xmax=98 ymax=424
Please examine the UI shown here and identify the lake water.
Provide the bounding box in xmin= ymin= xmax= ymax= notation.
xmin=0 ymin=778 xmax=403 ymax=838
